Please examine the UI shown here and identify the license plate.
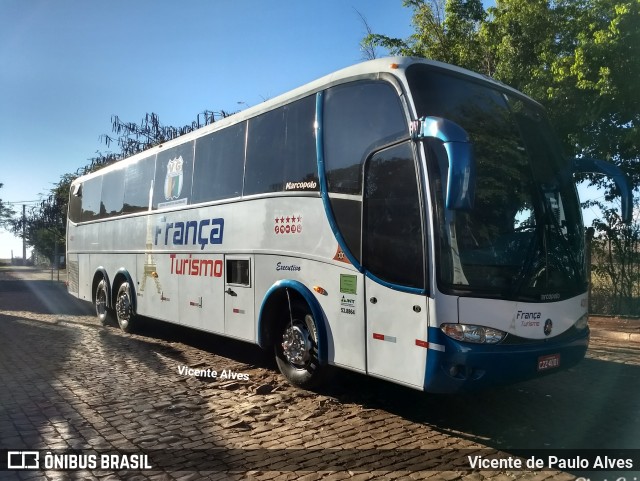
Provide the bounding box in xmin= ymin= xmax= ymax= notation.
xmin=538 ymin=353 xmax=561 ymax=371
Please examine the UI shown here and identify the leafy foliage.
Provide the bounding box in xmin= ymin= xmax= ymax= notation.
xmin=366 ymin=0 xmax=640 ymax=314
xmin=0 ymin=183 xmax=14 ymax=229
xmin=100 ymin=110 xmax=231 ymax=161
xmin=366 ymin=0 xmax=639 ymax=189
xmin=589 ymin=200 xmax=640 ymax=316
xmin=14 ymin=179 xmax=69 ymax=263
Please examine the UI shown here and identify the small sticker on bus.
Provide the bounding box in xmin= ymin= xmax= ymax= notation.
xmin=274 ymin=214 xmax=302 ymax=235
xmin=340 ymin=274 xmax=357 ymax=295
xmin=340 ymin=295 xmax=356 ymax=315
xmin=333 ymin=246 xmax=350 ymax=264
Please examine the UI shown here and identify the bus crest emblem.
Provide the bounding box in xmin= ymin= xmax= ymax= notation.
xmin=164 ymin=156 xmax=184 ymax=200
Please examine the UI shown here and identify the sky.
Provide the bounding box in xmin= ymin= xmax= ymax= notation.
xmin=0 ymin=0 xmax=605 ymax=260
xmin=0 ymin=0 xmax=419 ymax=259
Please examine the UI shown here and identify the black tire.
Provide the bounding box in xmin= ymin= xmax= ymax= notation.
xmin=274 ymin=300 xmax=324 ymax=389
xmin=94 ymin=279 xmax=114 ymax=326
xmin=114 ymin=281 xmax=135 ymax=333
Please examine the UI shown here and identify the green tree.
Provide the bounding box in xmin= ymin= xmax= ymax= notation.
xmin=589 ymin=200 xmax=640 ymax=315
xmin=365 ymin=0 xmax=640 ymax=314
xmin=479 ymin=0 xmax=557 ymax=98
xmin=19 ymin=192 xmax=66 ymax=264
xmin=362 ymin=0 xmax=487 ymax=69
xmin=365 ymin=0 xmax=639 ymax=187
xmin=0 ymin=183 xmax=14 ymax=228
xmin=100 ymin=110 xmax=229 ymax=161
xmin=484 ymin=0 xmax=640 ymax=315
xmin=549 ymin=0 xmax=640 ymax=188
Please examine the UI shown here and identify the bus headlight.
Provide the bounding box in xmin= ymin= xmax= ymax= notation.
xmin=574 ymin=313 xmax=588 ymax=331
xmin=440 ymin=324 xmax=506 ymax=344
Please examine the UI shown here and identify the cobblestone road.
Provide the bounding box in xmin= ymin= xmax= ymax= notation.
xmin=1 ymin=267 xmax=639 ymax=480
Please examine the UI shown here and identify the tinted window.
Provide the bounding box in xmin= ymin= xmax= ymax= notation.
xmin=364 ymin=142 xmax=424 ymax=289
xmin=154 ymin=142 xmax=194 ymax=209
xmin=244 ymin=95 xmax=317 ymax=195
xmin=331 ymin=198 xmax=362 ymax=263
xmin=81 ymin=176 xmax=102 ymax=222
xmin=192 ymin=122 xmax=246 ymax=203
xmin=227 ymin=259 xmax=250 ymax=286
xmin=100 ymin=168 xmax=125 ymax=218
xmin=409 ymin=64 xmax=584 ymax=299
xmin=324 ymin=81 xmax=408 ymax=195
xmin=123 ymin=155 xmax=156 ymax=214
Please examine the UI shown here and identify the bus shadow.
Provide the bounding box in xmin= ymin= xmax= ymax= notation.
xmin=111 ymin=315 xmax=273 ymax=369
xmin=97 ymin=323 xmax=192 ymax=372
xmin=0 ymin=279 xmax=95 ymax=317
xmin=96 ymin=310 xmax=640 ymax=460
xmin=0 ymin=316 xmax=233 ymax=471
xmin=119 ymin=317 xmax=640 ymax=452
xmin=323 ymin=355 xmax=640 ymax=451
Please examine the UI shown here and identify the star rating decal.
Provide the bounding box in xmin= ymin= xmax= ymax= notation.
xmin=274 ymin=213 xmax=303 ymax=235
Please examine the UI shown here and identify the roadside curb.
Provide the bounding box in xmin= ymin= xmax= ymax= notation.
xmin=590 ymin=329 xmax=640 ymax=344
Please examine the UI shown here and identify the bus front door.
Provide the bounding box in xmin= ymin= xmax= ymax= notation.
xmin=362 ymin=141 xmax=430 ymax=389
xmin=365 ymin=278 xmax=429 ymax=389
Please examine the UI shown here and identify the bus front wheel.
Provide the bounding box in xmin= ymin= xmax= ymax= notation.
xmin=275 ymin=301 xmax=324 ymax=389
xmin=115 ymin=281 xmax=135 ymax=333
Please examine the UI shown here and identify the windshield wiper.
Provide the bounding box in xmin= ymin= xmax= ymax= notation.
xmin=509 ymin=219 xmax=543 ymax=300
xmin=510 ymin=193 xmax=584 ymax=300
xmin=542 ymin=195 xmax=584 ymax=287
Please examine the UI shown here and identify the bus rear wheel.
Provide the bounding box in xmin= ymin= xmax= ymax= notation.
xmin=94 ymin=279 xmax=113 ymax=326
xmin=275 ymin=301 xmax=324 ymax=389
xmin=115 ymin=281 xmax=135 ymax=333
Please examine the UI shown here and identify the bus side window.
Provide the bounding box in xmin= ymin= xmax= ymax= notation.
xmin=192 ymin=122 xmax=246 ymax=204
xmin=227 ymin=259 xmax=250 ymax=286
xmin=244 ymin=95 xmax=317 ymax=196
xmin=100 ymin=168 xmax=125 ymax=218
xmin=364 ymin=142 xmax=425 ymax=289
xmin=123 ymin=155 xmax=156 ymax=214
xmin=323 ymin=81 xmax=408 ymax=263
xmin=324 ymin=81 xmax=407 ymax=194
xmin=81 ymin=176 xmax=102 ymax=222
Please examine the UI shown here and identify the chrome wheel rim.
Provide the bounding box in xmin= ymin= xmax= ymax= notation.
xmin=95 ymin=286 xmax=107 ymax=319
xmin=282 ymin=323 xmax=312 ymax=366
xmin=116 ymin=285 xmax=131 ymax=329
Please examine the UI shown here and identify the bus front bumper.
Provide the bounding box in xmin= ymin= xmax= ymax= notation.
xmin=423 ymin=326 xmax=589 ymax=393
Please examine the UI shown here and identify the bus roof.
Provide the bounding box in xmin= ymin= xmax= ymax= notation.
xmin=73 ymin=56 xmax=534 ymax=184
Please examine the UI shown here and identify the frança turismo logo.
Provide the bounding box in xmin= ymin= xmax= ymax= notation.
xmin=164 ymin=156 xmax=184 ymax=200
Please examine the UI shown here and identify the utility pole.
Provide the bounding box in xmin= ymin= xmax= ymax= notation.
xmin=22 ymin=204 xmax=26 ymax=263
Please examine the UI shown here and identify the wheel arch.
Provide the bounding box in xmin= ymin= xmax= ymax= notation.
xmin=112 ymin=268 xmax=137 ymax=314
xmin=92 ymin=267 xmax=111 ymax=308
xmin=257 ymin=280 xmax=329 ymax=365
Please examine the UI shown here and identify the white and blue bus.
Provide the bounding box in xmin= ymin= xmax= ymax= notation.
xmin=67 ymin=57 xmax=632 ymax=393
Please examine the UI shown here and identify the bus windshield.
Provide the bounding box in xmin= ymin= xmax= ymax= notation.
xmin=407 ymin=65 xmax=586 ymax=302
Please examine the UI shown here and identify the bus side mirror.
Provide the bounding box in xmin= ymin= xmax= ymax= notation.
xmin=573 ymin=157 xmax=633 ymax=223
xmin=411 ymin=116 xmax=476 ymax=210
